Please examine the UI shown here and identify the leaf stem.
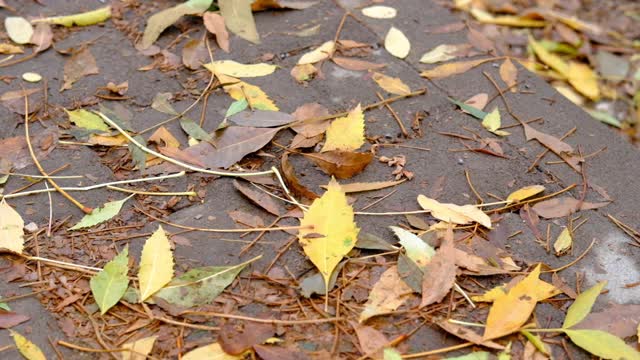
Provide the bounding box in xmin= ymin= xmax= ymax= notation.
xmin=524 ymin=328 xmax=565 ymax=333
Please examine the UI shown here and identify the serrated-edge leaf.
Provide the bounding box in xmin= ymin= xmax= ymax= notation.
xmin=564 ymin=329 xmax=640 ymax=360
xmin=321 ymin=104 xmax=365 ymax=152
xmin=563 ymin=280 xmax=607 ymax=329
xmin=0 ymin=199 xmax=24 ymax=254
xmin=90 ymin=246 xmax=130 ymax=315
xmin=10 ymin=330 xmax=46 ymax=360
xmin=390 ymin=226 xmax=434 ymax=269
xmin=70 ymin=195 xmax=132 ymax=230
xmin=138 ymin=226 xmax=174 ymax=302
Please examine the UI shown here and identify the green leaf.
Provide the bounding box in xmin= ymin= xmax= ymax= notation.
xmin=90 ymin=246 xmax=130 ymax=314
xmin=587 ymin=110 xmax=622 ymax=128
xmin=225 ymin=99 xmax=248 ymax=118
xmin=154 ymin=255 xmax=260 ymax=307
xmin=70 ymin=195 xmax=132 ymax=230
xmin=140 ymin=0 xmax=213 ymax=49
xmin=218 ymin=0 xmax=259 ymax=44
xmin=151 ymin=92 xmax=178 ymax=115
xmin=356 ymin=232 xmax=395 ymax=251
xmin=383 ymin=348 xmax=402 ymax=360
xmin=66 ymin=109 xmax=110 ymax=132
xmin=564 ymin=329 xmax=640 ymax=360
xmin=520 ymin=330 xmax=549 ymax=355
xmin=0 ymin=299 xmax=10 ymax=311
xmin=448 ymin=97 xmax=488 ymax=120
xmin=447 ymin=352 xmax=491 ymax=360
xmin=179 ymin=117 xmax=212 ymax=141
xmin=391 ymin=226 xmax=434 ymax=270
xmin=563 ymin=280 xmax=607 ymax=329
xmin=129 ymin=135 xmax=147 ymax=172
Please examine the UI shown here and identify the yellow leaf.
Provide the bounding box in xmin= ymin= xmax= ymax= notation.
xmin=298 ymin=178 xmax=359 ymax=296
xmin=138 ymin=226 xmax=174 ymax=302
xmin=384 ymin=26 xmax=410 ymax=59
xmin=471 ymin=8 xmax=545 ymax=27
xmin=216 ymin=73 xmax=278 ymax=111
xmin=499 ymin=58 xmax=518 ymax=92
xmin=203 ymin=60 xmax=276 ymax=78
xmin=10 ymin=331 xmax=46 ymax=360
xmin=483 ymin=264 xmax=543 ymax=340
xmin=371 ymin=72 xmax=411 ymax=96
xmin=33 ymin=6 xmax=111 ymax=27
xmin=359 ymin=265 xmax=412 ymax=322
xmin=290 ymin=63 xmax=317 ymax=82
xmin=297 ymin=40 xmax=335 ymax=65
xmin=321 ymin=104 xmax=365 ymax=152
xmin=361 ymin=5 xmax=397 ymax=19
xmin=482 ymin=107 xmax=509 ymax=136
xmin=417 ymin=195 xmax=492 ymax=228
xmin=122 ymin=336 xmax=157 ymax=360
xmin=472 ymin=279 xmax=559 ymax=303
xmin=506 ymin=185 xmax=545 ymax=203
xmin=553 ymin=227 xmax=572 ymax=256
xmin=183 ymin=342 xmax=242 ymax=360
xmin=553 ymin=83 xmax=584 ymax=106
xmin=88 ymin=133 xmax=128 ymax=146
xmin=419 ymin=44 xmax=464 ymax=64
xmin=529 ymin=36 xmax=569 ymax=76
xmin=564 ymin=329 xmax=640 ymax=360
xmin=567 ymin=62 xmax=599 ymax=101
xmin=421 ymin=58 xmax=497 ymax=79
xmin=563 ymin=281 xmax=607 ymax=329
xmin=0 ymin=199 xmax=24 ymax=254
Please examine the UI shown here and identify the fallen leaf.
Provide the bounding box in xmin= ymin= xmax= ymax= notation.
xmin=499 ymin=58 xmax=518 ymax=92
xmin=298 ymin=41 xmax=335 ymax=65
xmin=332 ymin=56 xmax=386 ymax=71
xmin=352 ymin=322 xmax=389 ymax=359
xmin=384 ymin=348 xmax=403 ymax=360
xmin=154 ymin=256 xmax=259 ymax=307
xmin=321 ymin=104 xmax=365 ymax=152
xmin=66 ymin=109 xmax=109 ymax=132
xmin=356 ymin=232 xmax=395 ymax=251
xmin=587 ymin=110 xmax=622 ymax=128
xmin=290 ymin=63 xmax=317 ymax=82
xmin=298 ymin=178 xmax=359 ymax=296
xmin=251 ymin=0 xmax=317 ymax=11
xmin=233 ymin=180 xmax=281 ymax=215
xmin=384 ymin=26 xmax=410 ymax=59
xmin=421 ymin=58 xmax=496 ymax=79
xmin=219 ymin=0 xmax=259 ymax=44
xmin=467 ymin=27 xmax=495 ymax=52
xmin=228 ymin=110 xmax=294 ymax=127
xmin=122 ymin=335 xmax=157 ymax=360
xmin=359 ymin=266 xmax=412 ymax=322
xmin=449 ymin=96 xmax=488 ymax=120
xmin=281 ymin=153 xmax=318 ymax=199
xmin=90 ymin=245 xmax=130 ymax=314
xmin=253 ymin=344 xmax=307 ymax=360
xmin=5 ymin=17 xmax=33 ymax=45
xmin=506 ymin=185 xmax=545 ymax=203
xmin=0 ymin=43 xmax=23 ymax=54
xmin=299 ymin=261 xmax=345 ymax=298
xmin=529 ymin=36 xmax=569 ymax=76
xmin=182 ymin=39 xmax=208 ymax=70
xmin=140 ymin=0 xmax=212 ymax=49
xmin=304 ymin=151 xmax=373 ymax=179
xmin=574 ymin=303 xmax=640 ymax=338
xmin=532 ymin=197 xmax=609 ymax=219
xmin=182 ymin=342 xmax=241 ymax=360
xmin=71 ymin=196 xmax=132 ymax=230
xmin=0 ymin=132 xmax=58 ymax=170
xmin=225 ymin=99 xmax=249 ymax=118
xmin=438 ymin=321 xmax=505 ymax=349
xmin=522 ymin=123 xmax=582 ymax=172
xmin=471 ymin=8 xmax=545 ymax=27
xmin=567 ymin=62 xmax=600 ymax=101
xmin=216 ymin=73 xmax=278 ymax=111
xmin=0 ymin=310 xmax=29 ymax=329
xmin=205 ymin=60 xmax=276 ymax=78
xmin=138 ymin=226 xmax=174 ymax=302
xmin=291 ymin=103 xmax=331 ymax=137
xmin=553 ymin=227 xmax=572 ymax=256
xmin=482 ymin=107 xmax=510 ymax=136
xmin=30 ymin=23 xmax=53 ymax=53
xmin=473 ymin=278 xmax=559 ymax=303
xmin=180 ymin=118 xmax=213 ymax=142
xmin=322 ymin=179 xmax=404 ymax=193
xmin=397 ymin=253 xmax=423 ymax=293
xmin=10 ymin=331 xmax=45 ymax=360
xmin=33 ymin=6 xmax=111 ymax=27
xmin=483 ymin=264 xmax=543 ymax=340
xmin=228 ymin=210 xmax=264 ymax=229
xmin=417 ymin=195 xmax=492 ymax=228
xmin=563 ymin=281 xmax=607 ymax=329
xmin=361 ymin=5 xmax=397 ymax=19
xmin=203 ymin=12 xmax=230 ymax=52
xmin=371 ymin=72 xmax=411 ymax=96
xmin=61 ymin=47 xmax=100 ymax=91
xmin=419 ymin=226 xmax=457 ymax=308
xmin=420 ymin=44 xmax=468 ymax=64
xmin=149 ymin=126 xmax=180 ymax=149
xmin=564 ymin=329 xmax=640 ymax=360
xmin=0 ymin=199 xmax=24 ymax=254
xmin=391 ymin=226 xmax=434 ymax=269
xmin=219 ymin=322 xmax=274 ymax=356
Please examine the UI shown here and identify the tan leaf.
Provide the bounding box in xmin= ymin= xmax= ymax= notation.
xmin=420 ymin=58 xmax=497 ymax=79
xmin=371 ymin=72 xmax=411 ymax=96
xmin=298 ymin=41 xmax=335 ymax=65
xmin=352 ymin=322 xmax=389 ymax=360
xmin=359 ymin=266 xmax=412 ymax=322
xmin=506 ymin=185 xmax=545 ymax=203
xmin=304 ymin=151 xmax=373 ymax=179
xmin=419 ymin=226 xmax=457 ymax=308
xmin=417 ymin=195 xmax=492 ymax=228
xmin=499 ymin=58 xmax=518 ymax=92
xmin=122 ymin=336 xmax=157 ymax=360
xmin=203 ymin=12 xmax=230 ymax=52
xmin=384 ymin=26 xmax=410 ymax=59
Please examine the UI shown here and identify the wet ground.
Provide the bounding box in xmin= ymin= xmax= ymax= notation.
xmin=1 ymin=0 xmax=639 ymax=358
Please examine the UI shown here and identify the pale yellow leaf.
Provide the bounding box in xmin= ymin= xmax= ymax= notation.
xmin=22 ymin=72 xmax=42 ymax=83
xmin=471 ymin=8 xmax=545 ymax=27
xmin=483 ymin=264 xmax=543 ymax=340
xmin=417 ymin=195 xmax=492 ymax=228
xmin=122 ymin=336 xmax=157 ymax=360
xmin=567 ymin=62 xmax=599 ymax=101
xmin=298 ymin=40 xmax=335 ymax=65
xmin=553 ymin=228 xmax=572 ymax=256
xmin=5 ymin=17 xmax=34 ymax=44
xmin=298 ymin=178 xmax=359 ymax=294
xmin=553 ymin=83 xmax=584 ymax=105
xmin=482 ymin=107 xmax=509 ymax=136
xmin=564 ymin=329 xmax=640 ymax=360
xmin=0 ymin=199 xmax=24 ymax=254
xmin=361 ymin=5 xmax=397 ymax=19
xmin=10 ymin=331 xmax=45 ymax=360
xmin=33 ymin=5 xmax=111 ymax=27
xmin=216 ymin=73 xmax=278 ymax=111
xmin=204 ymin=60 xmax=276 ymax=78
xmin=371 ymin=72 xmax=411 ymax=96
xmin=529 ymin=36 xmax=569 ymax=76
xmin=138 ymin=226 xmax=174 ymax=302
xmin=419 ymin=44 xmax=464 ymax=64
xmin=384 ymin=27 xmax=410 ymax=59
xmin=321 ymin=104 xmax=365 ymax=152
xmin=359 ymin=265 xmax=412 ymax=322
xmin=182 ymin=342 xmax=241 ymax=360
xmin=506 ymin=185 xmax=545 ymax=203
xmin=218 ymin=0 xmax=259 ymax=44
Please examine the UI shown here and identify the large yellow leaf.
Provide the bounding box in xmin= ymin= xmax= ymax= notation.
xmin=562 ymin=281 xmax=607 ymax=329
xmin=564 ymin=329 xmax=640 ymax=360
xmin=321 ymin=104 xmax=365 ymax=152
xmin=204 ymin=60 xmax=276 ymax=78
xmin=506 ymin=185 xmax=545 ymax=203
xmin=216 ymin=73 xmax=278 ymax=111
xmin=0 ymin=199 xmax=24 ymax=253
xmin=183 ymin=342 xmax=241 ymax=360
xmin=483 ymin=265 xmax=543 ymax=340
xmin=10 ymin=331 xmax=45 ymax=360
xmin=297 ymin=41 xmax=335 ymax=65
xmin=298 ymin=178 xmax=359 ymax=296
xmin=529 ymin=36 xmax=569 ymax=76
xmin=417 ymin=195 xmax=492 ymax=228
xmin=384 ymin=26 xmax=410 ymax=59
xmin=567 ymin=62 xmax=600 ymax=101
xmin=473 ymin=279 xmax=560 ymax=303
xmin=371 ymin=72 xmax=411 ymax=96
xmin=471 ymin=8 xmax=545 ymax=27
xmin=359 ymin=265 xmax=412 ymax=322
xmin=122 ymin=335 xmax=157 ymax=360
xmin=138 ymin=226 xmax=174 ymax=302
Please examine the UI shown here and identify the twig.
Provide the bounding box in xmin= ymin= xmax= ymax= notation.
xmin=106 ymin=186 xmax=196 ymax=197
xmin=359 ymin=189 xmax=398 ymax=211
xmin=7 ymin=164 xmax=70 ymax=195
xmin=453 ymin=283 xmax=476 ymax=308
xmin=57 ymin=341 xmax=158 ymax=359
xmin=376 ymin=92 xmax=409 ymax=137
xmin=155 ymin=316 xmax=219 ymax=331
xmin=464 ymin=169 xmax=483 ymax=203
xmin=544 ymin=238 xmax=597 ymax=273
xmin=0 ymin=287 xmax=54 ymax=302
xmin=0 ymin=172 xmax=83 ymax=179
xmin=27 ymin=256 xmax=102 ymax=273
xmin=401 ymin=342 xmax=474 ymax=358
xmin=44 ymin=182 xmax=53 ymax=237
xmin=181 ymin=311 xmax=345 ymax=325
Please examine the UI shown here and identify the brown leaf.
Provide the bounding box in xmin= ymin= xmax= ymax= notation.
xmin=351 ymin=322 xmax=388 ymax=360
xmin=182 ymin=39 xmax=208 ymax=70
xmin=218 ymin=322 xmax=274 ymax=355
xmin=61 ymin=47 xmax=99 ymax=91
xmin=463 ymin=93 xmax=488 ymax=113
xmin=149 ymin=126 xmax=180 ymax=148
xmin=573 ymin=304 xmax=640 ymax=338
xmin=0 ymin=88 xmax=41 ymax=115
xmin=332 ymin=56 xmax=386 ymax=71
xmin=203 ymin=12 xmax=230 ymax=52
xmin=426 ymin=22 xmax=465 ymax=34
xmin=157 ymin=146 xmax=207 ymax=168
xmin=228 ymin=209 xmax=264 ymax=228
xmin=420 ymin=226 xmax=458 ymax=308
xmin=522 ymin=123 xmax=582 ymax=171
xmin=499 ymin=58 xmax=518 ymax=92
xmin=532 ymin=197 xmax=609 ymax=219
xmin=467 ymin=27 xmax=495 ymax=52
xmin=289 ymin=133 xmax=322 ymax=149
xmin=0 ymin=131 xmax=58 ymax=170
xmin=303 ymin=151 xmax=373 ymax=179
xmin=228 ymin=110 xmax=295 ymax=127
xmin=437 ymin=320 xmax=504 ymax=349
xmin=421 ymin=58 xmax=497 ymax=79
xmin=281 ymin=153 xmax=318 ymax=200
xmin=551 ymin=273 xmax=577 ymax=299
xmin=0 ymin=310 xmax=30 ymax=329
xmin=291 ymin=103 xmax=330 ymax=137
xmin=233 ymin=180 xmax=281 ymax=216
xmin=253 ymin=344 xmax=309 ymax=360
xmin=30 ymin=23 xmax=53 ymax=54
xmin=519 ymin=204 xmax=543 ymax=241
xmin=321 ymin=179 xmax=404 ymax=193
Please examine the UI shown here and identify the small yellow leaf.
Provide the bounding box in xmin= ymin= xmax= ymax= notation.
xmin=298 ymin=41 xmax=335 ymax=65
xmin=563 ymin=281 xmax=607 ymax=329
xmin=216 ymin=73 xmax=278 ymax=111
xmin=204 ymin=60 xmax=277 ymax=78
xmin=122 ymin=336 xmax=157 ymax=360
xmin=417 ymin=195 xmax=492 ymax=228
xmin=359 ymin=265 xmax=412 ymax=322
xmin=290 ymin=63 xmax=317 ymax=82
xmin=66 ymin=109 xmax=110 ymax=132
xmin=419 ymin=44 xmax=465 ymax=64
xmin=384 ymin=26 xmax=410 ymax=59
xmin=0 ymin=199 xmax=24 ymax=254
xmin=321 ymin=104 xmax=365 ymax=152
xmin=10 ymin=331 xmax=46 ymax=360
xmin=182 ymin=342 xmax=241 ymax=360
xmin=482 ymin=107 xmax=509 ymax=136
xmin=371 ymin=72 xmax=411 ymax=95
xmin=529 ymin=36 xmax=569 ymax=76
xmin=298 ymin=178 xmax=359 ymax=295
xmin=361 ymin=5 xmax=397 ymax=19
xmin=553 ymin=228 xmax=572 ymax=256
xmin=483 ymin=264 xmax=543 ymax=340
xmin=567 ymin=62 xmax=599 ymax=101
xmin=138 ymin=226 xmax=174 ymax=302
xmin=471 ymin=8 xmax=545 ymax=27
xmin=553 ymin=83 xmax=584 ymax=105
xmin=506 ymin=185 xmax=545 ymax=203
xmin=33 ymin=6 xmax=111 ymax=27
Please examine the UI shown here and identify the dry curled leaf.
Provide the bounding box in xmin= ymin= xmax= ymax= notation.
xmin=303 ymin=151 xmax=373 ymax=179
xmin=419 ymin=227 xmax=457 ymax=308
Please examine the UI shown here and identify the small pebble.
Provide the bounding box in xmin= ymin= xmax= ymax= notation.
xmin=22 ymin=72 xmax=42 ymax=83
xmin=194 ymin=214 xmax=203 ymax=220
xmin=457 ymin=158 xmax=464 ymax=165
xmin=24 ymin=222 xmax=39 ymax=233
